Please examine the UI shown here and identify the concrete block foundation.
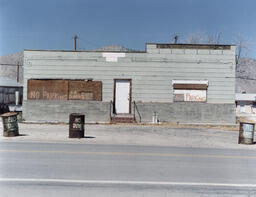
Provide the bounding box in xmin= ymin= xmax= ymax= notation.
xmin=134 ymin=102 xmax=236 ymax=124
xmin=23 ymin=100 xmax=110 ymax=123
xmin=23 ymin=100 xmax=236 ymax=124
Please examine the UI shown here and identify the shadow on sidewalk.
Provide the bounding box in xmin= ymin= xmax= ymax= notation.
xmin=84 ymin=136 xmax=95 ymax=139
xmin=18 ymin=134 xmax=29 ymax=137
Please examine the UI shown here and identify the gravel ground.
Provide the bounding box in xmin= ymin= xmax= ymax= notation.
xmin=0 ymin=122 xmax=256 ymax=150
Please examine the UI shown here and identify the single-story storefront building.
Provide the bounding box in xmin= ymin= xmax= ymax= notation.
xmin=23 ymin=43 xmax=236 ymax=124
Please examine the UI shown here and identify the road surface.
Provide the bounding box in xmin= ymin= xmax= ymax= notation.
xmin=1 ymin=141 xmax=256 ymax=196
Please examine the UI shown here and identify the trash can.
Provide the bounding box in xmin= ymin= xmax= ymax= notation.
xmin=238 ymin=122 xmax=254 ymax=145
xmin=69 ymin=113 xmax=85 ymax=138
xmin=1 ymin=112 xmax=19 ymax=137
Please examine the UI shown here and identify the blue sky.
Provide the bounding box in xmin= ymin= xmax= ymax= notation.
xmin=1 ymin=0 xmax=256 ymax=57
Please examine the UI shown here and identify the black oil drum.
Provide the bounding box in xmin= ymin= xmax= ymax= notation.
xmin=1 ymin=112 xmax=19 ymax=137
xmin=69 ymin=113 xmax=85 ymax=138
xmin=238 ymin=122 xmax=254 ymax=145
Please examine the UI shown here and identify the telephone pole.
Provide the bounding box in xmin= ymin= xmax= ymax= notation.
xmin=174 ymin=35 xmax=178 ymax=44
xmin=74 ymin=34 xmax=78 ymax=51
xmin=17 ymin=62 xmax=20 ymax=83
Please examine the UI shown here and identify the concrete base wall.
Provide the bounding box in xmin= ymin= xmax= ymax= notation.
xmin=23 ymin=100 xmax=110 ymax=123
xmin=23 ymin=100 xmax=236 ymax=124
xmin=135 ymin=102 xmax=236 ymax=124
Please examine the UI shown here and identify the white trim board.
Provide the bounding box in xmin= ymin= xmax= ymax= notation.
xmin=172 ymin=80 xmax=209 ymax=85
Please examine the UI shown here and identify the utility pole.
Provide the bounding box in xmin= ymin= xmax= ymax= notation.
xmin=174 ymin=35 xmax=178 ymax=44
xmin=74 ymin=34 xmax=78 ymax=51
xmin=17 ymin=62 xmax=19 ymax=83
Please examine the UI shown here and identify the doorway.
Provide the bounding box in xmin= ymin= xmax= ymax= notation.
xmin=114 ymin=79 xmax=131 ymax=114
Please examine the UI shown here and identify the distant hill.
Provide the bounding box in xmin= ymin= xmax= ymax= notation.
xmin=236 ymin=58 xmax=256 ymax=93
xmin=0 ymin=52 xmax=23 ymax=84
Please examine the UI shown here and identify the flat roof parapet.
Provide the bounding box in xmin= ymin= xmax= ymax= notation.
xmin=24 ymin=42 xmax=234 ymax=53
xmin=147 ymin=43 xmax=232 ymax=50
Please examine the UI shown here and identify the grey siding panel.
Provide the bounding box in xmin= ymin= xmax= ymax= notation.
xmin=25 ymin=67 xmax=234 ymax=74
xmin=24 ymin=49 xmax=235 ymax=104
xmin=24 ymin=71 xmax=234 ymax=79
xmin=26 ymin=51 xmax=234 ymax=60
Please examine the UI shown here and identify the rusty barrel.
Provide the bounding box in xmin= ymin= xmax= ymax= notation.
xmin=69 ymin=113 xmax=85 ymax=138
xmin=238 ymin=122 xmax=254 ymax=145
xmin=1 ymin=112 xmax=19 ymax=137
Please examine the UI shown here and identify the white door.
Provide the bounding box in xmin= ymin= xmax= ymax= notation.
xmin=115 ymin=80 xmax=130 ymax=114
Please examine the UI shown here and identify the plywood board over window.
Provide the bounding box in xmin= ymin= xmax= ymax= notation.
xmin=172 ymin=80 xmax=208 ymax=102
xmin=27 ymin=79 xmax=102 ymax=101
xmin=27 ymin=80 xmax=68 ymax=100
xmin=68 ymin=81 xmax=102 ymax=101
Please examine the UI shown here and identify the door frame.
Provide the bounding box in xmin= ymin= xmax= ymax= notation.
xmin=113 ymin=79 xmax=132 ymax=114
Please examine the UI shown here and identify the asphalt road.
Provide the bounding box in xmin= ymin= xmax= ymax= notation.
xmin=1 ymin=141 xmax=256 ymax=196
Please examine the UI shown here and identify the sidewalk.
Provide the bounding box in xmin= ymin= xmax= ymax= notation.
xmin=1 ymin=122 xmax=256 ymax=150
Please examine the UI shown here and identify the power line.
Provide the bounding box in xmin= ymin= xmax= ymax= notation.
xmin=0 ymin=63 xmax=21 ymax=66
xmin=236 ymin=76 xmax=256 ymax=81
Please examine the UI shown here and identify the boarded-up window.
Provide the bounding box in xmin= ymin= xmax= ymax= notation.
xmin=68 ymin=81 xmax=102 ymax=101
xmin=28 ymin=80 xmax=68 ymax=100
xmin=27 ymin=79 xmax=102 ymax=101
xmin=173 ymin=81 xmax=208 ymax=102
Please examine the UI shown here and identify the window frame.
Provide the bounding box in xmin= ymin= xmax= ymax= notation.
xmin=172 ymin=80 xmax=208 ymax=103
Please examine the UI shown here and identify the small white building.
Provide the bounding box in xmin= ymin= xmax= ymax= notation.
xmin=0 ymin=77 xmax=23 ymax=114
xmin=236 ymin=93 xmax=256 ymax=114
